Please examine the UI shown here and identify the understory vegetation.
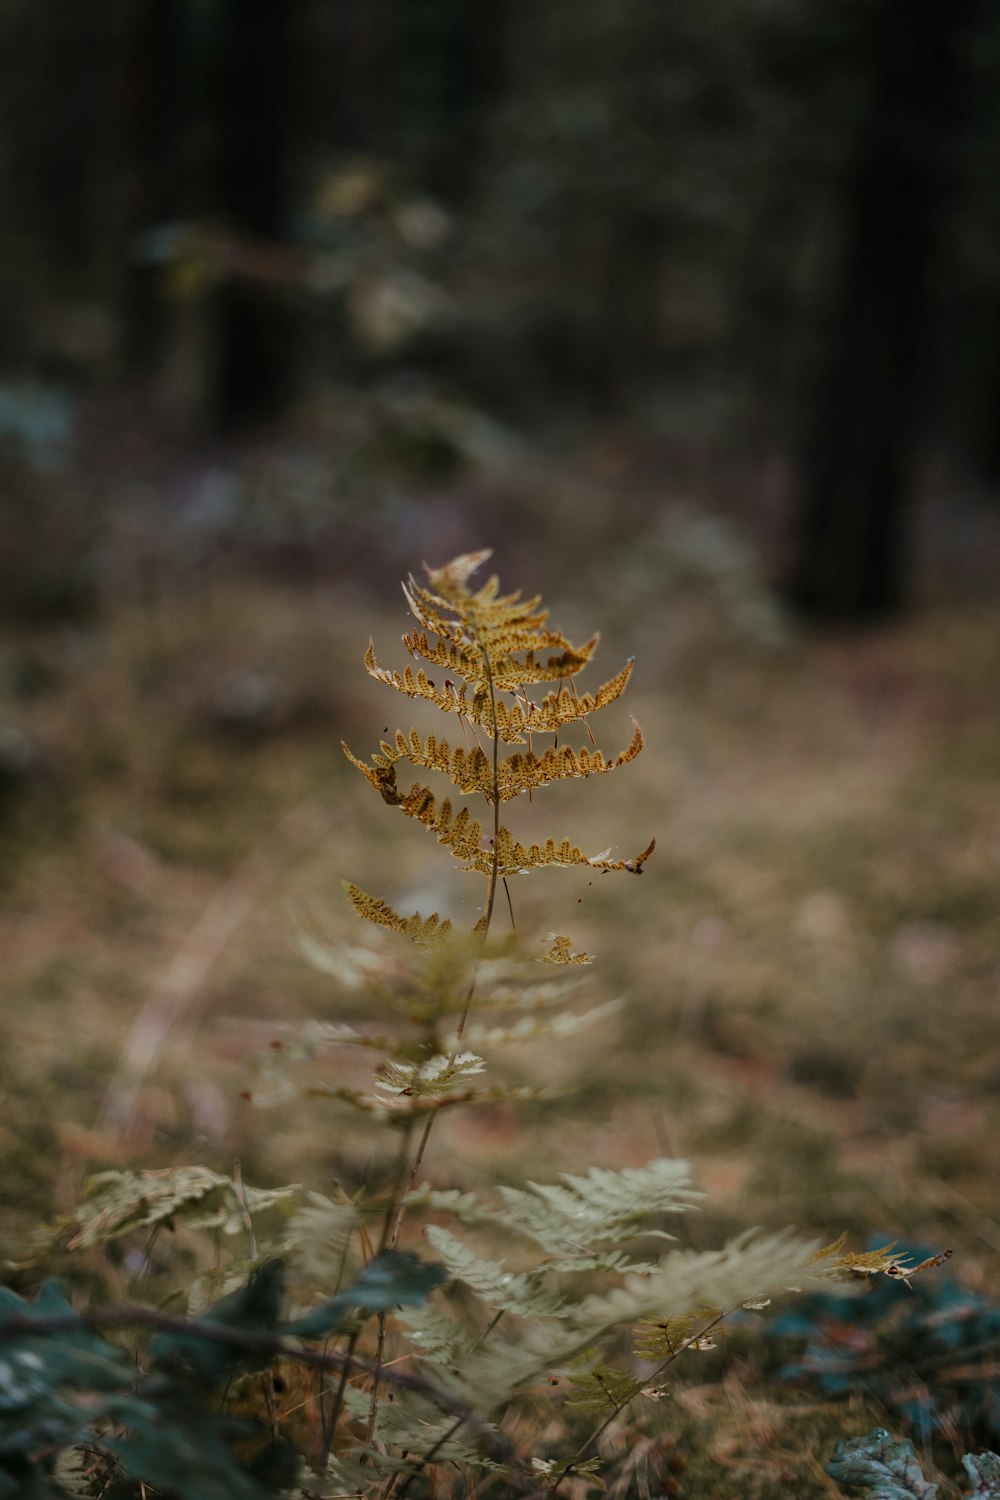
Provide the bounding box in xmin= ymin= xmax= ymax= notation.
xmin=3 ymin=544 xmax=999 ymax=1498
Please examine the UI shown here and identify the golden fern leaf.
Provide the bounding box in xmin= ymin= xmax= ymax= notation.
xmin=345 ymin=735 xmax=488 ymax=863
xmin=351 ymin=724 xmax=642 ymax=806
xmin=362 ymin=644 xmax=495 ymax=725
xmin=423 ymin=547 xmax=496 ymax=599
xmin=470 ymin=830 xmax=655 ymax=878
xmin=408 ymin=553 xmax=549 ymax=639
xmin=341 ymin=740 xmax=404 ymax=804
xmin=396 ymin=783 xmax=486 ymax=863
xmin=353 ymin=550 xmax=653 ymax=939
xmin=364 ymin=729 xmax=494 ymax=798
xmin=403 ymin=573 xmax=544 ymax=640
xmin=343 ymin=882 xmax=453 ymax=946
xmin=401 ymin=630 xmax=486 ymax=684
xmin=429 ymin=662 xmax=635 ymax=744
xmin=495 ymin=722 xmax=644 ymax=800
xmin=363 ymin=646 xmax=633 ymax=743
xmin=518 ymin=660 xmax=635 ymax=731
xmin=828 ymin=1241 xmax=952 ymax=1286
xmin=540 ymin=935 xmax=593 ymax=966
xmin=489 ymin=634 xmax=599 ymax=690
xmin=403 ymin=626 xmax=599 ymax=692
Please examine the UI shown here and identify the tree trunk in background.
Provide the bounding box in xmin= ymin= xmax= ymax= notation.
xmin=785 ymin=0 xmax=978 ymax=623
xmin=214 ymin=0 xmax=294 ymax=428
xmin=596 ymin=206 xmax=665 ymax=415
xmin=392 ymin=0 xmax=507 ymax=202
xmin=117 ymin=0 xmax=184 ymax=374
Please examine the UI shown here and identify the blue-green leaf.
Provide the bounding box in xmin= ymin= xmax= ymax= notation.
xmin=826 ymin=1429 xmax=938 ymax=1498
xmin=152 ymin=1259 xmax=285 ymax=1385
xmin=962 ymin=1450 xmax=1000 ymax=1499
xmin=285 ymin=1249 xmax=448 ymax=1338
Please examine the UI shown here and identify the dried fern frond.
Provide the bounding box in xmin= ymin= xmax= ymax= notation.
xmin=492 ymin=722 xmax=643 ymax=800
xmin=357 ymin=647 xmax=634 ymax=745
xmin=540 ymin=935 xmax=593 ymax=965
xmin=483 ymin=827 xmax=655 ymax=879
xmin=343 ymin=881 xmax=454 ymax=947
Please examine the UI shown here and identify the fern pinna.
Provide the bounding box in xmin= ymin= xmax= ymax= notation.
xmin=342 ymin=547 xmax=654 ymax=956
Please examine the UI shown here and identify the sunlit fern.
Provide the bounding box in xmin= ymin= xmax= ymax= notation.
xmin=342 ymin=548 xmax=654 ymax=952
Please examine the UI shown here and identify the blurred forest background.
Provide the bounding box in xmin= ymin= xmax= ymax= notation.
xmin=3 ymin=0 xmax=1000 ymax=616
xmin=2 ymin=5 xmax=1000 ymax=1472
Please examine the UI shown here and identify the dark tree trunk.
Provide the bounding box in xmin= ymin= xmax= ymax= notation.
xmin=392 ymin=0 xmax=508 ymax=201
xmin=596 ymin=206 xmax=665 ymax=415
xmin=214 ymin=0 xmax=294 ymax=428
xmin=786 ymin=0 xmax=978 ymax=622
xmin=116 ymin=0 xmax=185 ymax=373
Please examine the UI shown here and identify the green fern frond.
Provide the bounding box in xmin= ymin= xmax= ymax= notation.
xmin=403 ymin=1184 xmax=496 ymax=1226
xmin=406 ymin=1189 xmax=657 ymax=1275
xmin=632 ymin=1309 xmax=722 ymax=1361
xmin=324 ymin=1454 xmax=387 ymax=1494
xmin=396 ymin=1298 xmax=481 ymax=1359
xmin=424 ymin=1225 xmax=563 ymax=1316
xmin=377 ymin=1051 xmax=486 ymax=1099
xmin=497 ymin=1158 xmax=699 ymax=1255
xmin=337 ymin=1379 xmax=510 ymax=1474
xmin=406 ymin=1161 xmax=699 ymax=1277
xmin=301 ymin=1078 xmax=545 ymax=1124
xmin=533 ymin=1454 xmax=607 ymax=1491
xmin=564 ymin=1364 xmax=647 ymax=1413
xmin=269 ymin=1018 xmax=418 ymax=1060
xmin=539 ymin=1249 xmax=661 ymax=1275
xmin=284 ymin=1190 xmax=363 ymax=1280
xmin=448 ymin=999 xmax=621 ymax=1051
xmin=56 ymin=1167 xmax=298 ymax=1252
xmin=470 ymin=972 xmax=590 ymax=1012
xmin=567 ymin=1229 xmax=832 ymax=1342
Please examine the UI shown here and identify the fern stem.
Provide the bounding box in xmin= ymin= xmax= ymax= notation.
xmin=457 ymin=612 xmax=501 ymax=1042
xmin=374 ymin=615 xmax=503 ymax=1466
xmin=386 ymin=1115 xmax=434 ymax=1250
xmin=364 ymin=1310 xmax=389 ymax=1453
xmin=323 ymin=1322 xmax=362 ymax=1462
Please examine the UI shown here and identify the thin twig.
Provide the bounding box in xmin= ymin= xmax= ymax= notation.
xmin=231 ymin=1159 xmax=257 ymax=1260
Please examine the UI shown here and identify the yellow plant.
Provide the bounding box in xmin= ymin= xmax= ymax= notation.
xmin=342 ymin=546 xmax=654 ymax=948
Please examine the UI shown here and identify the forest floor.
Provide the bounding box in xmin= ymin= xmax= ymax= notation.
xmin=2 ymin=431 xmax=999 ymax=1496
